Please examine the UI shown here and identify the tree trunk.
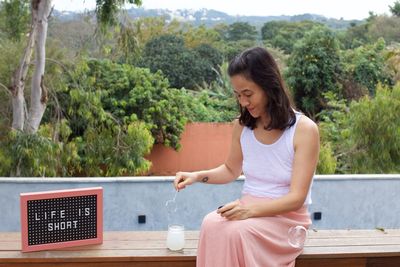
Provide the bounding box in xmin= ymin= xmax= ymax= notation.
xmin=11 ymin=14 xmax=36 ymax=131
xmin=11 ymin=0 xmax=52 ymax=132
xmin=24 ymin=0 xmax=52 ymax=133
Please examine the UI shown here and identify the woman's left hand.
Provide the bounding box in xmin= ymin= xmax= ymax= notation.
xmin=217 ymin=200 xmax=251 ymax=220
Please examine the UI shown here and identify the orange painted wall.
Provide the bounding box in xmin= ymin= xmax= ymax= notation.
xmin=146 ymin=122 xmax=234 ymax=175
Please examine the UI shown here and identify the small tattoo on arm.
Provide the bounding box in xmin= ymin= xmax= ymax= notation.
xmin=202 ymin=176 xmax=209 ymax=183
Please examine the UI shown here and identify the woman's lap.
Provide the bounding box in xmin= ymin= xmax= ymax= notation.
xmin=196 ymin=195 xmax=311 ymax=267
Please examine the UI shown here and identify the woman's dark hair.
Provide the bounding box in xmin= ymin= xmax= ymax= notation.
xmin=228 ymin=47 xmax=296 ymax=130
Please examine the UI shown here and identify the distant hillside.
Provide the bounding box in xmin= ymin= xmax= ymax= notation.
xmin=53 ymin=7 xmax=363 ymax=30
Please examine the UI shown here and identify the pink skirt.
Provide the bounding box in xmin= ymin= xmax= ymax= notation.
xmin=196 ymin=194 xmax=311 ymax=267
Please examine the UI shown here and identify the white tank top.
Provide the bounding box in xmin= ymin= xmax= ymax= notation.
xmin=240 ymin=112 xmax=312 ymax=205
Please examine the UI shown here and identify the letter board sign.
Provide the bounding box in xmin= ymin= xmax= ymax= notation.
xmin=20 ymin=187 xmax=103 ymax=252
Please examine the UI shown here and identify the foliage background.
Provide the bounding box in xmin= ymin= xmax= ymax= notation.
xmin=1 ymin=1 xmax=400 ymax=176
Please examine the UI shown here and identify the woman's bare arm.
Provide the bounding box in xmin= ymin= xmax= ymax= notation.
xmin=174 ymin=119 xmax=244 ymax=190
xmin=219 ymin=116 xmax=320 ymax=219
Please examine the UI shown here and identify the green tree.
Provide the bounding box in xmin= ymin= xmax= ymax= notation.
xmin=0 ymin=126 xmax=67 ymax=177
xmin=129 ymin=17 xmax=181 ymax=48
xmin=0 ymin=38 xmax=26 ymax=124
xmin=318 ymin=85 xmax=400 ymax=174
xmin=47 ymin=15 xmax=97 ymax=59
xmin=182 ymin=90 xmax=237 ymax=123
xmin=286 ymin=27 xmax=342 ymax=118
xmin=217 ymin=39 xmax=258 ymax=62
xmin=140 ymin=34 xmax=207 ymax=89
xmin=181 ymin=24 xmax=221 ymax=48
xmin=0 ymin=0 xmax=30 ymax=41
xmin=347 ymin=84 xmax=400 ymax=173
xmin=385 ymin=44 xmax=400 ymax=83
xmin=344 ymin=84 xmax=400 ymax=173
xmin=113 ymin=22 xmax=141 ymax=65
xmin=261 ymin=21 xmax=284 ymax=41
xmin=367 ymin=15 xmax=400 ymax=45
xmin=0 ymin=58 xmax=155 ymax=177
xmin=73 ymin=59 xmax=190 ymax=149
xmin=190 ymin=63 xmax=238 ymax=123
xmin=337 ymin=22 xmax=370 ymax=49
xmin=213 ymin=23 xmax=229 ymax=40
xmin=390 ymin=1 xmax=400 ymax=17
xmin=76 ymin=121 xmax=154 ymax=176
xmin=193 ymin=43 xmax=223 ymax=84
xmin=7 ymin=0 xmax=142 ymax=134
xmin=109 ymin=17 xmax=181 ymax=64
xmin=261 ymin=20 xmax=321 ymax=53
xmin=338 ymin=14 xmax=400 ymax=50
xmin=317 ymin=142 xmax=337 ymax=174
xmin=262 ymin=45 xmax=289 ymax=72
xmin=226 ymin=22 xmax=258 ymax=41
xmin=95 ymin=0 xmax=142 ymax=29
xmin=140 ymin=34 xmax=195 ymax=89
xmin=342 ymin=38 xmax=392 ymax=96
xmin=317 ymin=92 xmax=349 ymax=173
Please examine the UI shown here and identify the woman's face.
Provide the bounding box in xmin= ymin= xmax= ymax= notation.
xmin=231 ymin=74 xmax=268 ymax=119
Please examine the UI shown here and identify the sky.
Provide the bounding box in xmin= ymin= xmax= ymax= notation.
xmin=53 ymin=0 xmax=396 ymax=20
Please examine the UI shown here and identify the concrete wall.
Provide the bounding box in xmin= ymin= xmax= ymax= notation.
xmin=146 ymin=122 xmax=233 ymax=175
xmin=0 ymin=175 xmax=399 ymax=232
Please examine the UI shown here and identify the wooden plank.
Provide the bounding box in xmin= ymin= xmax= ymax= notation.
xmin=296 ymin=258 xmax=366 ymax=267
xmin=0 ymin=249 xmax=197 ymax=261
xmin=1 ymin=230 xmax=400 ymax=266
xmin=2 ymin=230 xmax=399 ymax=242
xmin=366 ymin=257 xmax=400 ymax=267
xmin=0 ymin=232 xmax=201 ymax=241
xmin=0 ymin=263 xmax=196 ymax=267
xmin=0 ymin=240 xmax=200 ymax=250
xmin=103 ymin=232 xmax=200 ymax=241
xmin=1 ymin=244 xmax=399 ymax=260
xmin=2 ymin=236 xmax=400 ymax=251
xmin=300 ymin=245 xmax=400 ymax=258
xmin=304 ymin=236 xmax=400 ymax=246
xmin=6 ymin=234 xmax=400 ymax=247
xmin=307 ymin=229 xmax=400 ymax=238
xmin=3 ymin=229 xmax=399 ymax=241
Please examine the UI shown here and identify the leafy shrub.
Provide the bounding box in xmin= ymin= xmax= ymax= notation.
xmin=317 ymin=142 xmax=337 ymax=174
xmin=74 ymin=59 xmax=189 ymax=149
xmin=344 ymin=84 xmax=400 ymax=173
xmin=286 ymin=26 xmax=342 ymax=118
xmin=342 ymin=38 xmax=393 ymax=96
xmin=261 ymin=20 xmax=321 ymax=54
xmin=140 ymin=34 xmax=221 ymax=89
xmin=318 ymin=85 xmax=400 ymax=174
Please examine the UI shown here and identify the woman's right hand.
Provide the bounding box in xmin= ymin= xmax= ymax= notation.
xmin=174 ymin=171 xmax=199 ymax=191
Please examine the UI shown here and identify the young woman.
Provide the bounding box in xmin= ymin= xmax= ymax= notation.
xmin=174 ymin=47 xmax=320 ymax=267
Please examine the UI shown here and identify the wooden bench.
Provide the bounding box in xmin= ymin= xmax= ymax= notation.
xmin=1 ymin=229 xmax=400 ymax=266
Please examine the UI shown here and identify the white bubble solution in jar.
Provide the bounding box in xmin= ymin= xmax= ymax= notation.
xmin=166 ymin=224 xmax=185 ymax=251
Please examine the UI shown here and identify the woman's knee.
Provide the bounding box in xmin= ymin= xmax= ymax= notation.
xmin=201 ymin=211 xmax=221 ymax=229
